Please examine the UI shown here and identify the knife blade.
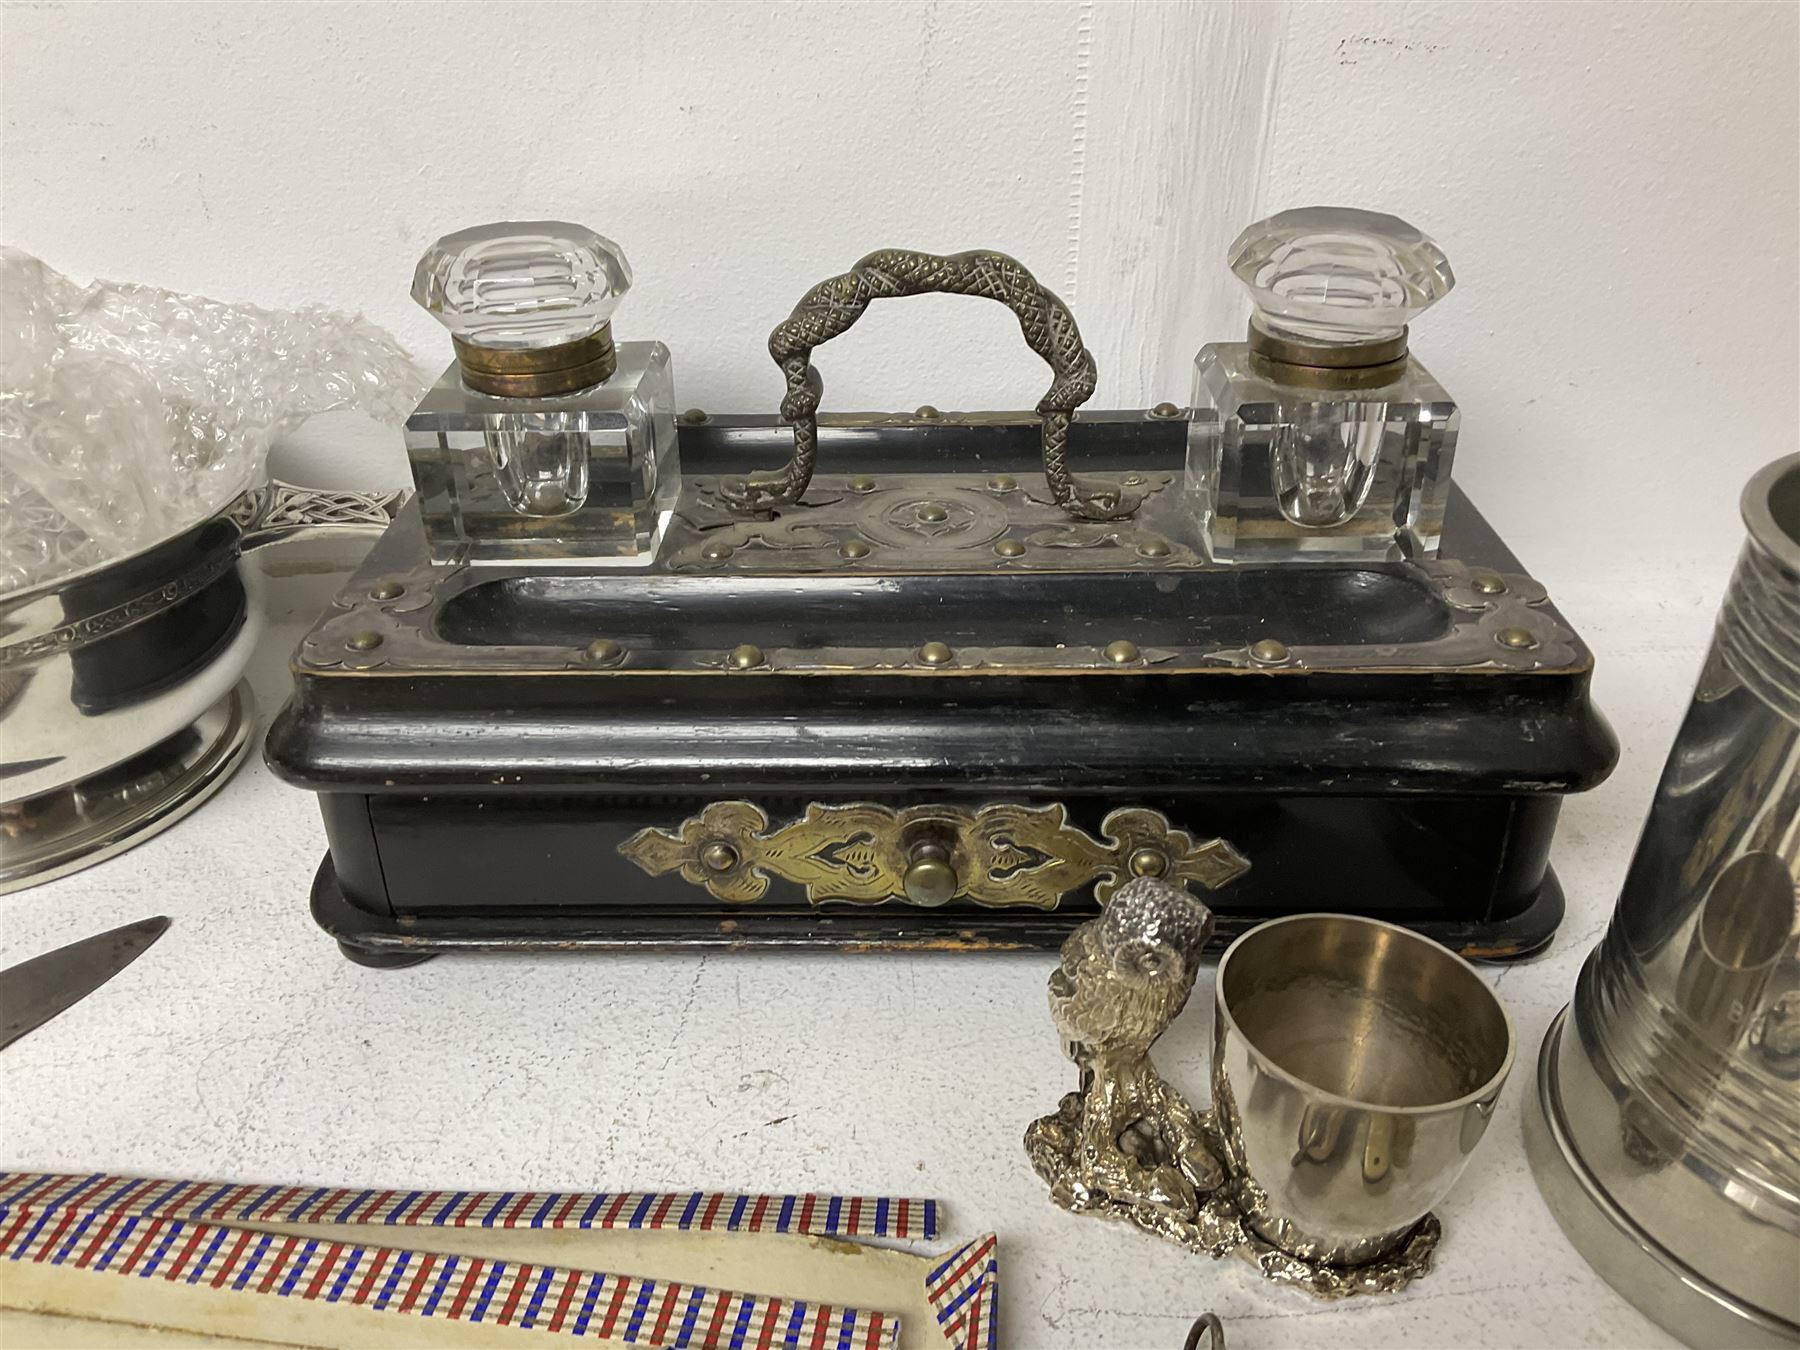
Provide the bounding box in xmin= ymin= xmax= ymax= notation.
xmin=0 ymin=915 xmax=169 ymax=1050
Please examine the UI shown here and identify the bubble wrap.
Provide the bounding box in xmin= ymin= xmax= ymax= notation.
xmin=0 ymin=247 xmax=425 ymax=593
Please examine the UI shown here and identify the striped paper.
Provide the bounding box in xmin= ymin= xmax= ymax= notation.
xmin=925 ymin=1234 xmax=998 ymax=1350
xmin=0 ymin=1173 xmax=937 ymax=1241
xmin=0 ymin=1201 xmax=895 ymax=1348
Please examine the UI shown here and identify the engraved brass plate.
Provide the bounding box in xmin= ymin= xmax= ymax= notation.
xmin=297 ymin=489 xmax=1585 ymax=679
xmin=666 ymin=471 xmax=1196 ymax=575
xmin=619 ymin=801 xmax=1248 ymax=909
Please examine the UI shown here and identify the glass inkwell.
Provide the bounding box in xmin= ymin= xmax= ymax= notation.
xmin=1188 ymin=207 xmax=1458 ymax=563
xmin=403 ymin=221 xmax=678 ymax=563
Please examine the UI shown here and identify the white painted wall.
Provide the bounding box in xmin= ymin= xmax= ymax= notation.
xmin=2 ymin=0 xmax=1795 ymax=595
xmin=0 ymin=1 xmax=1282 ymax=491
xmin=1261 ymin=0 xmax=1799 ymax=596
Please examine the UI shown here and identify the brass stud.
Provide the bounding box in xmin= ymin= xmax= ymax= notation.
xmin=1250 ymin=638 xmax=1289 ymax=664
xmin=727 ymin=643 xmax=765 ymax=669
xmin=839 ymin=539 xmax=871 ymax=560
xmin=915 ymin=405 xmax=942 ymax=420
xmin=1473 ymin=573 xmax=1508 ymax=596
xmin=1129 ymin=848 xmax=1168 ymax=878
xmin=701 ymin=542 xmax=735 ymax=562
xmin=1148 ymin=401 xmax=1183 ymax=419
xmin=918 ymin=503 xmax=949 ymax=523
xmin=346 ymin=630 xmax=383 ymax=652
xmin=1104 ymin=639 xmax=1141 ymax=665
xmin=583 ymin=638 xmax=624 ymax=665
xmin=902 ymin=854 xmax=958 ymax=905
xmin=849 ymin=475 xmax=877 ymax=493
xmin=994 ymin=539 xmax=1026 ymax=558
xmin=988 ymin=474 xmax=1018 ymax=492
xmin=1497 ymin=627 xmax=1538 ymax=651
xmin=918 ymin=641 xmax=955 ymax=666
xmin=680 ymin=407 xmax=709 ymax=424
xmin=1123 ymin=473 xmax=1145 ymax=486
xmin=1137 ymin=538 xmax=1171 ymax=559
xmin=701 ymin=842 xmax=739 ymax=872
xmin=370 ymin=580 xmax=405 ymax=601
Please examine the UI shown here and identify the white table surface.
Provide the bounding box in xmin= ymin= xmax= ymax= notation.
xmin=2 ymin=541 xmax=1716 ymax=1350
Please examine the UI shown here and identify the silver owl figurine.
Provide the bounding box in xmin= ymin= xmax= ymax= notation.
xmin=1027 ymin=876 xmax=1225 ymax=1222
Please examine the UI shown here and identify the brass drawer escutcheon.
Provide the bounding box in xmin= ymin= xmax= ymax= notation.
xmin=619 ymin=801 xmax=1248 ymax=909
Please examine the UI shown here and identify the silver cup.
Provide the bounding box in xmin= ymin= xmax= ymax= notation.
xmin=1212 ymin=914 xmax=1516 ymax=1265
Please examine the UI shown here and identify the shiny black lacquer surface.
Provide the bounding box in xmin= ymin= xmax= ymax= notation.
xmin=439 ymin=568 xmax=1445 ymax=651
xmin=267 ymin=414 xmax=1616 ymax=964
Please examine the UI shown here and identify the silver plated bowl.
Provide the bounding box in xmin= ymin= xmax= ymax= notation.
xmin=0 ymin=482 xmax=402 ymax=893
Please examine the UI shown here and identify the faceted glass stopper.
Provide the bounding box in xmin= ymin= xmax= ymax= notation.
xmin=411 ymin=221 xmax=632 ymax=351
xmin=1229 ymin=206 xmax=1453 ymax=346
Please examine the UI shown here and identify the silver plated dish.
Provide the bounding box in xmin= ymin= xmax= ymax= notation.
xmin=0 ymin=482 xmax=402 ymax=893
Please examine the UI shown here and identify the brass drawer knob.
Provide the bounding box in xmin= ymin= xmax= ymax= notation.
xmin=902 ymin=841 xmax=959 ymax=906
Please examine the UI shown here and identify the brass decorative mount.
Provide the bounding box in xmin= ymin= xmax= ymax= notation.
xmin=619 ymin=801 xmax=1248 ymax=909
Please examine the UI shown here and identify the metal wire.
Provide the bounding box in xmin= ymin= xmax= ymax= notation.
xmin=1183 ymin=1311 xmax=1226 ymax=1350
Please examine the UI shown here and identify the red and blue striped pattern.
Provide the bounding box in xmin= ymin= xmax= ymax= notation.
xmin=0 ymin=1201 xmax=897 ymax=1349
xmin=925 ymin=1234 xmax=998 ymax=1350
xmin=0 ymin=1173 xmax=936 ymax=1241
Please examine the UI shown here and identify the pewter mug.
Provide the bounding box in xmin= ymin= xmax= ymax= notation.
xmin=1527 ymin=453 xmax=1800 ymax=1349
xmin=1211 ymin=913 xmax=1515 ymax=1265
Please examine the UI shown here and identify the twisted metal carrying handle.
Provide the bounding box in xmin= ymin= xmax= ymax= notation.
xmin=720 ymin=248 xmax=1140 ymax=520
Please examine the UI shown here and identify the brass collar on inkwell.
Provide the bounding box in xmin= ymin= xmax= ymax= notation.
xmin=452 ymin=325 xmax=618 ymax=398
xmin=1246 ymin=319 xmax=1410 ymax=392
